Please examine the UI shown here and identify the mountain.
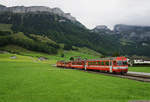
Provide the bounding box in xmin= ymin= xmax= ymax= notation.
xmin=92 ymin=24 xmax=150 ymax=56
xmin=0 ymin=5 xmax=120 ymax=55
xmin=0 ymin=5 xmax=150 ymax=57
xmin=92 ymin=25 xmax=114 ymax=35
xmin=114 ymin=24 xmax=150 ymax=41
xmin=0 ymin=5 xmax=77 ymax=22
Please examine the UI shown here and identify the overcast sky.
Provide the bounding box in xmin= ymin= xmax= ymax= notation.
xmin=0 ymin=0 xmax=150 ymax=29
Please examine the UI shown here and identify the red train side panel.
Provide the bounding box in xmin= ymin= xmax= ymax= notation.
xmin=57 ymin=56 xmax=128 ymax=74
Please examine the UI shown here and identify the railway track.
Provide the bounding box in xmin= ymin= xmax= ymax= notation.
xmin=55 ymin=66 xmax=150 ymax=83
xmin=85 ymin=70 xmax=150 ymax=83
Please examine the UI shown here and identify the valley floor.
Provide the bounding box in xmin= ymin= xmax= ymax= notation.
xmin=0 ymin=53 xmax=150 ymax=102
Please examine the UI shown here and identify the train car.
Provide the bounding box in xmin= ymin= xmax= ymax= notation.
xmin=56 ymin=61 xmax=65 ymax=67
xmin=85 ymin=56 xmax=128 ymax=74
xmin=64 ymin=62 xmax=72 ymax=68
xmin=112 ymin=57 xmax=128 ymax=73
xmin=86 ymin=56 xmax=128 ymax=74
xmin=70 ymin=61 xmax=85 ymax=69
xmin=86 ymin=60 xmax=110 ymax=72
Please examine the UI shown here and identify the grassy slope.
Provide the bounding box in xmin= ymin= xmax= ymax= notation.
xmin=29 ymin=34 xmax=57 ymax=44
xmin=0 ymin=53 xmax=150 ymax=102
xmin=0 ymin=45 xmax=100 ymax=61
xmin=0 ymin=24 xmax=12 ymax=32
xmin=76 ymin=47 xmax=102 ymax=57
xmin=129 ymin=67 xmax=150 ymax=73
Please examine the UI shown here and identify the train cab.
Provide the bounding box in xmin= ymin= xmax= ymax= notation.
xmin=112 ymin=57 xmax=128 ymax=74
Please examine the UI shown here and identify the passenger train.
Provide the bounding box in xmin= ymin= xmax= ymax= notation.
xmin=56 ymin=56 xmax=128 ymax=74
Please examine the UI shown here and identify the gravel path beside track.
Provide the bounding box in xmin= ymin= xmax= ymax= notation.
xmin=128 ymin=71 xmax=150 ymax=76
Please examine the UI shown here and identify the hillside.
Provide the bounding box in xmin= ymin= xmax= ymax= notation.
xmin=0 ymin=5 xmax=150 ymax=57
xmin=93 ymin=24 xmax=150 ymax=56
xmin=0 ymin=24 xmax=59 ymax=54
xmin=0 ymin=45 xmax=101 ymax=61
xmin=0 ymin=5 xmax=121 ymax=56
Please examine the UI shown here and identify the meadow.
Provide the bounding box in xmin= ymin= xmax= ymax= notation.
xmin=129 ymin=67 xmax=150 ymax=73
xmin=0 ymin=53 xmax=150 ymax=102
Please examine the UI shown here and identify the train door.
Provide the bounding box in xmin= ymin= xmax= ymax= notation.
xmin=84 ymin=61 xmax=87 ymax=70
xmin=109 ymin=60 xmax=113 ymax=73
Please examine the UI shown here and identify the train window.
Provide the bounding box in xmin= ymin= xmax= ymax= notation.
xmin=117 ymin=61 xmax=123 ymax=66
xmin=92 ymin=62 xmax=94 ymax=65
xmin=88 ymin=62 xmax=91 ymax=65
xmin=113 ymin=61 xmax=117 ymax=66
xmin=101 ymin=61 xmax=104 ymax=65
xmin=123 ymin=61 xmax=128 ymax=65
xmin=96 ymin=62 xmax=98 ymax=65
xmin=98 ymin=61 xmax=101 ymax=65
xmin=93 ymin=62 xmax=95 ymax=65
xmin=89 ymin=62 xmax=92 ymax=65
xmin=90 ymin=62 xmax=92 ymax=65
xmin=110 ymin=61 xmax=112 ymax=66
xmin=106 ymin=61 xmax=109 ymax=66
xmin=92 ymin=62 xmax=95 ymax=65
xmin=95 ymin=62 xmax=97 ymax=65
xmin=97 ymin=62 xmax=99 ymax=65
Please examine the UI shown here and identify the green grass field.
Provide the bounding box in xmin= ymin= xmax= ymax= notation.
xmin=0 ymin=53 xmax=150 ymax=102
xmin=129 ymin=67 xmax=150 ymax=73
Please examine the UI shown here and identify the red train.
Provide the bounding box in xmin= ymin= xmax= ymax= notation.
xmin=56 ymin=56 xmax=128 ymax=74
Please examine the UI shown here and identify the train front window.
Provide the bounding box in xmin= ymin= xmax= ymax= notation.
xmin=117 ymin=61 xmax=123 ymax=66
xmin=123 ymin=61 xmax=128 ymax=65
xmin=116 ymin=61 xmax=128 ymax=66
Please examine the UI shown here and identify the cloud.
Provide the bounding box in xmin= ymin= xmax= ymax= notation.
xmin=0 ymin=0 xmax=150 ymax=29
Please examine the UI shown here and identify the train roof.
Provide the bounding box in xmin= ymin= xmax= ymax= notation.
xmin=87 ymin=56 xmax=127 ymax=61
xmin=57 ymin=57 xmax=127 ymax=63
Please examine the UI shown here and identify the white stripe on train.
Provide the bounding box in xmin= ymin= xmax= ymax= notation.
xmin=71 ymin=65 xmax=128 ymax=69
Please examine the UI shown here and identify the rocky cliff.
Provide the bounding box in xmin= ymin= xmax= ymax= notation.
xmin=93 ymin=24 xmax=150 ymax=41
xmin=0 ymin=4 xmax=76 ymax=22
xmin=114 ymin=24 xmax=150 ymax=42
xmin=92 ymin=25 xmax=114 ymax=35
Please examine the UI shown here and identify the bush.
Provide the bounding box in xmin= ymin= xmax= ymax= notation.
xmin=0 ymin=31 xmax=11 ymax=36
xmin=69 ymin=57 xmax=74 ymax=61
xmin=61 ymin=53 xmax=65 ymax=57
xmin=64 ymin=44 xmax=72 ymax=50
